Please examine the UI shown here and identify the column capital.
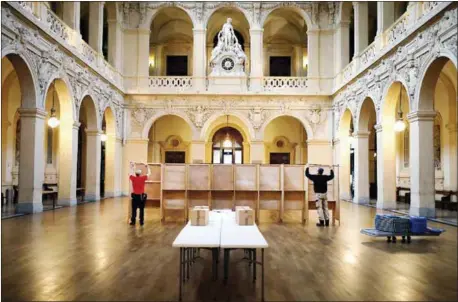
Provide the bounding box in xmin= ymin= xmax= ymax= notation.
xmin=137 ymin=28 xmax=151 ymax=35
xmin=353 ymin=131 xmax=370 ymax=138
xmin=374 ymin=124 xmax=383 ymax=133
xmin=333 ymin=138 xmax=340 ymax=145
xmin=73 ymin=121 xmax=81 ymax=130
xmin=407 ymin=111 xmax=436 ymax=123
xmin=18 ymin=108 xmax=47 ymax=119
xmin=250 ymin=28 xmax=264 ymax=34
xmin=192 ymin=28 xmax=206 ymax=34
xmin=85 ymin=129 xmax=102 ymax=136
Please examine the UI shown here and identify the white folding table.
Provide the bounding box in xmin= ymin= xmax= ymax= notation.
xmin=172 ymin=212 xmax=222 ymax=301
xmin=220 ymin=212 xmax=269 ymax=301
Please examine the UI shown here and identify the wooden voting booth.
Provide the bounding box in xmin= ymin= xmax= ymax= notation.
xmin=130 ymin=163 xmax=341 ymax=224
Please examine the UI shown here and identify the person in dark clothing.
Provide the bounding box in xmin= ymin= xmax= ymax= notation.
xmin=306 ymin=166 xmax=334 ymax=227
xmin=129 ymin=163 xmax=150 ymax=226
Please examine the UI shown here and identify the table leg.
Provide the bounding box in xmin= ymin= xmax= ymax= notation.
xmin=179 ymin=248 xmax=182 ymax=301
xmin=187 ymin=249 xmax=190 ymax=280
xmin=253 ymin=249 xmax=257 ymax=283
xmin=223 ymin=249 xmax=229 ymax=285
xmin=262 ymin=249 xmax=265 ymax=302
xmin=182 ymin=248 xmax=186 ymax=282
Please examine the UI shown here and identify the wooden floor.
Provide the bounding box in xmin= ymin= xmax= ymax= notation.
xmin=2 ymin=198 xmax=457 ymax=301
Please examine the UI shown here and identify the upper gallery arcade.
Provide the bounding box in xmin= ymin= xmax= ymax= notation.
xmin=1 ymin=1 xmax=457 ymax=218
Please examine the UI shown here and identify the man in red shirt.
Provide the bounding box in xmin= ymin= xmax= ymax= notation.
xmin=129 ymin=163 xmax=150 ymax=225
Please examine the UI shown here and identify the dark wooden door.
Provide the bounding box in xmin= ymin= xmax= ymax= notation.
xmin=165 ymin=151 xmax=186 ymax=163
xmin=269 ymin=56 xmax=291 ymax=76
xmin=269 ymin=153 xmax=290 ymax=164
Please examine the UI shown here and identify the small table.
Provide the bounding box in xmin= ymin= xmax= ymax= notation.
xmin=172 ymin=212 xmax=223 ymax=301
xmin=220 ymin=212 xmax=269 ymax=302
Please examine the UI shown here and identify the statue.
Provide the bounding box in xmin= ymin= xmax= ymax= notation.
xmin=209 ymin=17 xmax=246 ymax=76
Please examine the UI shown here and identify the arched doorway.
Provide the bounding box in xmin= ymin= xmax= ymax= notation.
xmin=263 ymin=8 xmax=309 ymax=77
xmin=413 ymin=58 xmax=457 ymax=217
xmin=149 ymin=7 xmax=194 ymax=76
xmin=378 ymin=81 xmax=410 ymax=210
xmin=263 ymin=115 xmax=308 ymax=164
xmin=77 ymin=95 xmax=100 ymax=202
xmin=212 ymin=127 xmax=244 ymax=164
xmin=355 ymin=97 xmax=377 ymax=204
xmin=147 ymin=115 xmax=192 ymax=163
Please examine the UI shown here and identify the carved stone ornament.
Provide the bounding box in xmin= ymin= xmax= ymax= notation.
xmin=132 ymin=108 xmax=155 ymax=126
xmin=249 ymin=107 xmax=267 ymax=130
xmin=308 ymin=106 xmax=323 ymax=125
xmin=187 ymin=105 xmax=212 ymax=128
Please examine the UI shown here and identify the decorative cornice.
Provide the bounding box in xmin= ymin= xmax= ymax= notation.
xmin=18 ymin=108 xmax=47 ymax=119
xmin=407 ymin=111 xmax=437 ymax=122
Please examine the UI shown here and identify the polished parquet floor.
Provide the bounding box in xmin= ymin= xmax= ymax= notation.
xmin=2 ymin=197 xmax=457 ymax=301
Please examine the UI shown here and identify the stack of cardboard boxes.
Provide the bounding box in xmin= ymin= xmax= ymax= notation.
xmin=190 ymin=206 xmax=209 ymax=226
xmin=235 ymin=206 xmax=255 ymax=225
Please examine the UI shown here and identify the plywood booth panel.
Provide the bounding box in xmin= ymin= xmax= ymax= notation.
xmin=145 ymin=182 xmax=161 ymax=200
xmin=163 ymin=191 xmax=186 ymax=209
xmin=163 ymin=164 xmax=186 ymax=190
xmin=212 ymin=191 xmax=234 ymax=209
xmin=284 ymin=191 xmax=305 ymax=210
xmin=188 ymin=191 xmax=210 ymax=208
xmin=284 ymin=165 xmax=305 ymax=191
xmin=148 ymin=164 xmax=162 ymax=182
xmin=212 ymin=165 xmax=234 ymax=190
xmin=235 ymin=191 xmax=258 ymax=210
xmin=259 ymin=191 xmax=281 ymax=210
xmin=259 ymin=165 xmax=281 ymax=191
xmin=234 ymin=165 xmax=257 ymax=191
xmin=188 ymin=164 xmax=210 ymax=190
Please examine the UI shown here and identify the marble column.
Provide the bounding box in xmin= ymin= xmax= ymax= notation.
xmin=334 ymin=21 xmax=350 ymax=74
xmin=353 ymin=131 xmax=370 ymax=204
xmin=16 ymin=108 xmax=46 ymax=213
xmin=104 ymin=134 xmax=116 ymax=198
xmin=107 ymin=18 xmax=122 ymax=70
xmin=444 ymin=124 xmax=457 ymax=200
xmin=63 ymin=2 xmax=80 ymax=32
xmin=250 ymin=28 xmax=264 ymax=92
xmin=408 ymin=111 xmax=436 ymax=217
xmin=375 ymin=124 xmax=397 ymax=210
xmin=89 ymin=2 xmax=104 ymax=53
xmin=57 ymin=121 xmax=79 ymax=206
xmin=306 ymin=29 xmax=320 ymax=92
xmin=377 ymin=2 xmax=395 ymax=35
xmin=114 ymin=137 xmax=123 ymax=196
xmin=84 ymin=129 xmax=101 ymax=201
xmin=293 ymin=44 xmax=303 ymax=77
xmin=353 ymin=2 xmax=368 ymax=57
xmin=193 ymin=28 xmax=207 ymax=92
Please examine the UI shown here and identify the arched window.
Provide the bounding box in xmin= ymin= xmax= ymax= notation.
xmin=212 ymin=127 xmax=243 ymax=164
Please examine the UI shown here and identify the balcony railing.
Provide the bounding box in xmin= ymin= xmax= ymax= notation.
xmin=149 ymin=76 xmax=193 ymax=92
xmin=359 ymin=42 xmax=376 ymax=67
xmin=386 ymin=11 xmax=410 ymax=45
xmin=46 ymin=8 xmax=71 ymax=42
xmin=262 ymin=77 xmax=307 ymax=92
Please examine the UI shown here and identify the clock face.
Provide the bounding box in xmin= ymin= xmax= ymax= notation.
xmin=222 ymin=57 xmax=235 ymax=71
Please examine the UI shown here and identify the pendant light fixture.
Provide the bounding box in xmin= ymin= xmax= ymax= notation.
xmin=394 ymin=86 xmax=406 ymax=132
xmin=47 ymin=81 xmax=60 ymax=128
xmin=222 ymin=115 xmax=232 ymax=148
xmin=100 ymin=129 xmax=108 ymax=142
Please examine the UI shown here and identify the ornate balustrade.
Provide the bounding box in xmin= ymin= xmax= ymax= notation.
xmin=386 ymin=11 xmax=410 ymax=45
xmin=8 ymin=1 xmax=122 ymax=90
xmin=359 ymin=42 xmax=377 ymax=67
xmin=149 ymin=76 xmax=193 ymax=92
xmin=262 ymin=77 xmax=308 ymax=92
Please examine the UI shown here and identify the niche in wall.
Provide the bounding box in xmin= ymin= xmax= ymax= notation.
xmin=166 ymin=56 xmax=188 ymax=76
xmin=269 ymin=56 xmax=291 ymax=76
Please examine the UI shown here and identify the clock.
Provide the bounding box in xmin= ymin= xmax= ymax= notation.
xmin=221 ymin=57 xmax=235 ymax=71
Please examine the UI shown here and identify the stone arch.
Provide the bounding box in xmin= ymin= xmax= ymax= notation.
xmin=379 ymin=80 xmax=410 ymax=124
xmin=259 ymin=112 xmax=314 ymax=141
xmin=43 ymin=73 xmax=77 ymax=122
xmin=200 ymin=111 xmax=254 ymax=141
xmin=261 ymin=5 xmax=313 ymax=31
xmin=204 ymin=4 xmax=253 ymax=29
xmin=355 ymin=96 xmax=377 ymax=132
xmin=1 ymin=53 xmax=39 ymax=109
xmin=414 ymin=55 xmax=458 ymax=112
xmin=79 ymin=94 xmax=100 ymax=131
xmin=142 ymin=111 xmax=197 ymax=140
xmin=145 ymin=5 xmax=196 ymax=30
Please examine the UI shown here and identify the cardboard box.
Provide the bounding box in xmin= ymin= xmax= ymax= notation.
xmin=236 ymin=207 xmax=254 ymax=225
xmin=190 ymin=208 xmax=209 ymax=226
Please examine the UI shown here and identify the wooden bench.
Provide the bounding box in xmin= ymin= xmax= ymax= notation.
xmin=308 ymin=200 xmax=337 ymax=225
xmin=76 ymin=188 xmax=85 ymax=203
xmin=436 ymin=190 xmax=458 ymax=211
xmin=396 ymin=187 xmax=411 ymax=203
xmin=42 ymin=184 xmax=58 ymax=209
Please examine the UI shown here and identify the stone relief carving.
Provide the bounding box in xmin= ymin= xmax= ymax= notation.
xmin=132 ymin=108 xmax=155 ymax=127
xmin=248 ymin=107 xmax=267 ymax=130
xmin=187 ymin=105 xmax=212 ymax=128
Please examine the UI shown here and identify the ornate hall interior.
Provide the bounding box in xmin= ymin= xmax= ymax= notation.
xmin=1 ymin=1 xmax=457 ymax=301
